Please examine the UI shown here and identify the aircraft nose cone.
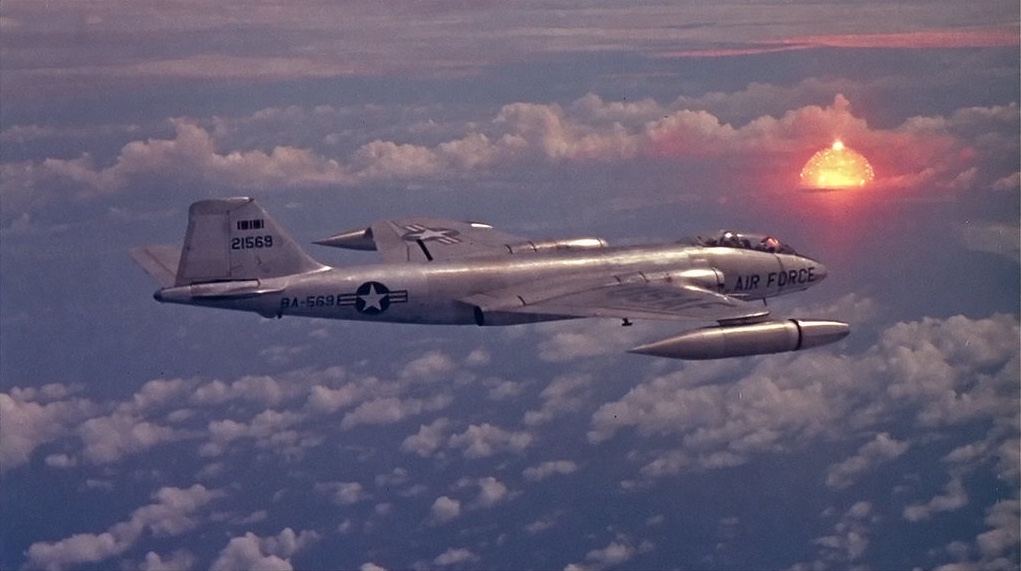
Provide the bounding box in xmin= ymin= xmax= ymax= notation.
xmin=813 ymin=262 xmax=828 ymax=282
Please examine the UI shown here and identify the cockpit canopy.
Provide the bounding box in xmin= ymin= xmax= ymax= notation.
xmin=681 ymin=231 xmax=799 ymax=255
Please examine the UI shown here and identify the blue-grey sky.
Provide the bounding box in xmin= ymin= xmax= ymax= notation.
xmin=1 ymin=2 xmax=1019 ymax=570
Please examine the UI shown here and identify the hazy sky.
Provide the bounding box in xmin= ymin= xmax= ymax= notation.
xmin=1 ymin=2 xmax=1019 ymax=570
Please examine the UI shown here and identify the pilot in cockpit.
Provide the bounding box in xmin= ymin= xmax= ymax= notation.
xmin=759 ymin=236 xmax=781 ymax=253
xmin=687 ymin=231 xmax=799 ymax=256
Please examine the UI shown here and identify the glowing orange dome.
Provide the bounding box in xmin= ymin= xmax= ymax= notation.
xmin=800 ymin=141 xmax=874 ymax=189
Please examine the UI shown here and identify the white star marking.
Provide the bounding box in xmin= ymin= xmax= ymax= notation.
xmin=410 ymin=228 xmax=451 ymax=241
xmin=358 ymin=284 xmax=387 ymax=311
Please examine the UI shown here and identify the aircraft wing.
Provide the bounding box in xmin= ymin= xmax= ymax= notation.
xmin=316 ymin=217 xmax=529 ymax=262
xmin=464 ymin=272 xmax=770 ymax=323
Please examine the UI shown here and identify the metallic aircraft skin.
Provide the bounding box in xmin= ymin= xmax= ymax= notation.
xmin=133 ymin=197 xmax=849 ymax=359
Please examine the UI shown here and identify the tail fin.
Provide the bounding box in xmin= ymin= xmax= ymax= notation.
xmin=175 ymin=197 xmax=326 ymax=285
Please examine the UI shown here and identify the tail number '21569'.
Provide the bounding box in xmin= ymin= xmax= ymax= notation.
xmin=231 ymin=235 xmax=274 ymax=250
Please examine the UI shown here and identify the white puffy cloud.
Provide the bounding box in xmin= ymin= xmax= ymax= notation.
xmin=7 ymin=92 xmax=1008 ymax=211
xmin=0 ymin=388 xmax=97 ymax=471
xmin=26 ymin=484 xmax=222 ymax=571
xmin=523 ymin=460 xmax=579 ymax=482
xmin=806 ymin=501 xmax=876 ymax=566
xmin=139 ymin=549 xmax=197 ymax=571
xmin=118 ymin=378 xmax=196 ymax=415
xmin=190 ymin=375 xmax=286 ymax=407
xmin=398 ymin=351 xmax=457 ymax=382
xmin=525 ymin=512 xmax=563 ymax=535
xmin=588 ymin=314 xmax=1019 ymax=477
xmin=536 ymin=319 xmax=647 ymax=363
xmin=401 ymin=417 xmax=451 ymax=457
xmin=474 ymin=476 xmax=510 ymax=508
xmin=432 ymin=547 xmax=478 ymax=567
xmin=315 ymin=481 xmax=369 ymax=506
xmin=428 ymin=496 xmax=462 ymax=525
xmin=566 ymin=536 xmax=647 ymax=571
xmin=826 ymin=433 xmax=910 ymax=489
xmin=210 ymin=528 xmax=319 ymax=571
xmin=340 ymin=395 xmax=452 ymax=430
xmin=76 ymin=413 xmax=178 ymax=464
xmin=485 ymin=378 xmax=526 ymax=401
xmin=200 ymin=409 xmax=307 ymax=458
xmin=903 ymin=475 xmax=970 ymax=522
xmin=523 ymin=373 xmax=593 ymax=425
xmin=976 ymin=499 xmax=1020 ymax=561
xmin=447 ymin=423 xmax=533 ymax=458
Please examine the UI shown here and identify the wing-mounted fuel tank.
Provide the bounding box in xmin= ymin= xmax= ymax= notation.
xmin=629 ymin=319 xmax=849 ymax=360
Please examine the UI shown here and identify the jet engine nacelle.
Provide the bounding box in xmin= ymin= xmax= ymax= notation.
xmin=629 ymin=319 xmax=849 ymax=360
xmin=504 ymin=238 xmax=608 ymax=254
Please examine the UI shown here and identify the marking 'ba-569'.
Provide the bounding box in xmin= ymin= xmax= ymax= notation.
xmin=132 ymin=198 xmax=849 ymax=360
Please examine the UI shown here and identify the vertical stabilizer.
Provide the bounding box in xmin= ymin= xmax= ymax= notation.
xmin=176 ymin=197 xmax=326 ymax=285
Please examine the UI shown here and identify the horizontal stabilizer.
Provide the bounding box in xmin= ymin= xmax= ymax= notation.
xmin=155 ymin=281 xmax=285 ymax=302
xmin=130 ymin=246 xmax=181 ymax=288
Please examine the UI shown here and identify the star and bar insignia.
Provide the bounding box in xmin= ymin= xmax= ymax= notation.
xmin=339 ymin=281 xmax=409 ymax=315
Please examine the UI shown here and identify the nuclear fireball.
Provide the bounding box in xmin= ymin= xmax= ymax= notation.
xmin=800 ymin=141 xmax=875 ymax=189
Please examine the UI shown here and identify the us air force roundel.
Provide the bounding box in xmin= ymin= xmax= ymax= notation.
xmin=340 ymin=281 xmax=409 ymax=315
xmin=400 ymin=224 xmax=461 ymax=244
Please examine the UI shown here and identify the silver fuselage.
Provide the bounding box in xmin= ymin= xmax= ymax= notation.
xmin=155 ymin=244 xmax=825 ymax=325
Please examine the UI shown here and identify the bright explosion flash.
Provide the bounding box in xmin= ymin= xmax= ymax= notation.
xmin=800 ymin=141 xmax=875 ymax=189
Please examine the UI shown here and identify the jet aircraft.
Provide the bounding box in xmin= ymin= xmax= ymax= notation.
xmin=131 ymin=198 xmax=849 ymax=360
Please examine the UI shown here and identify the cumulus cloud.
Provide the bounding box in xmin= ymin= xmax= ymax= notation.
xmin=806 ymin=501 xmax=876 ymax=566
xmin=340 ymin=395 xmax=452 ymax=430
xmin=26 ymin=484 xmax=222 ymax=571
xmin=0 ymin=387 xmax=97 ymax=471
xmin=6 ymin=93 xmax=1007 ymax=212
xmin=210 ymin=528 xmax=319 ymax=571
xmin=138 ymin=550 xmax=197 ymax=571
xmin=588 ymin=314 xmax=1019 ymax=478
xmin=428 ymin=496 xmax=462 ymax=525
xmin=432 ymin=547 xmax=478 ymax=567
xmin=975 ymin=499 xmax=1020 ymax=562
xmin=200 ymin=409 xmax=308 ymax=458
xmin=398 ymin=351 xmax=457 ymax=382
xmin=190 ymin=375 xmax=287 ymax=407
xmin=76 ymin=413 xmax=179 ymax=464
xmin=826 ymin=433 xmax=910 ymax=489
xmin=903 ymin=475 xmax=970 ymax=522
xmin=306 ymin=383 xmax=362 ymax=415
xmin=523 ymin=460 xmax=579 ymax=482
xmin=401 ymin=417 xmax=452 ymax=457
xmin=523 ymin=373 xmax=593 ymax=425
xmin=315 ymin=481 xmax=369 ymax=506
xmin=566 ymin=535 xmax=650 ymax=571
xmin=536 ymin=319 xmax=647 ymax=363
xmin=447 ymin=423 xmax=533 ymax=458
xmin=473 ymin=476 xmax=510 ymax=508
